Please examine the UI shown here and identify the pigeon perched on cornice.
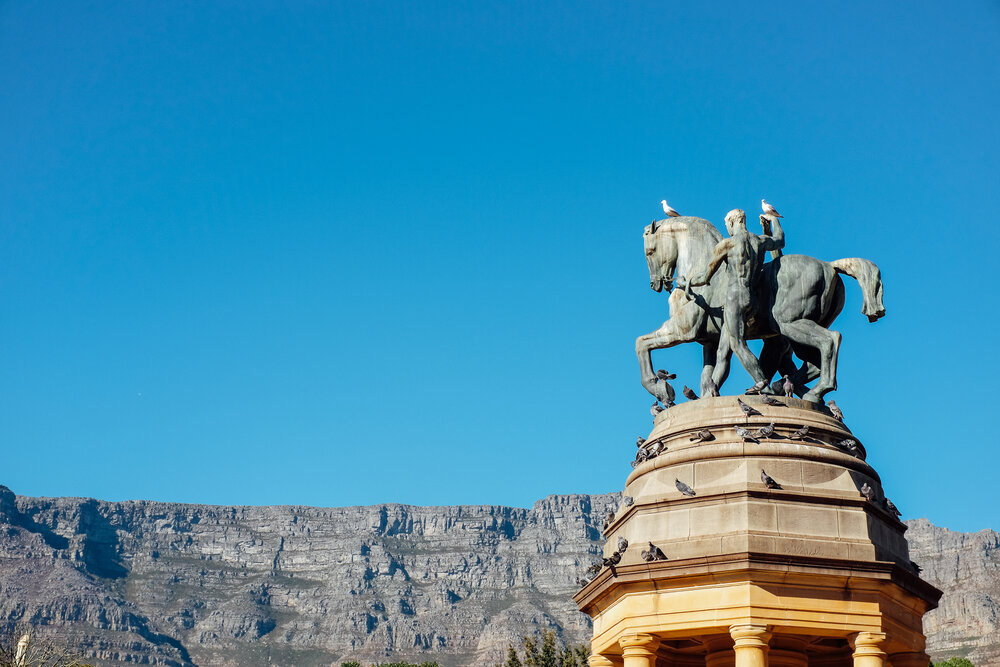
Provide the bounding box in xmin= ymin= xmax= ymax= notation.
xmin=617 ymin=537 xmax=629 ymax=553
xmin=622 ymin=495 xmax=634 ymax=508
xmin=689 ymin=429 xmax=714 ymax=443
xmin=735 ymin=425 xmax=759 ymax=444
xmin=827 ymin=400 xmax=844 ymax=421
xmin=636 ymin=436 xmax=646 ymax=448
xmin=656 ymin=369 xmax=676 ymax=381
xmin=789 ymin=425 xmax=810 ymax=440
xmin=646 ymin=440 xmax=665 ymax=458
xmin=641 ymin=542 xmax=667 ymax=562
xmin=755 ymin=422 xmax=776 ymax=439
xmin=650 ymin=402 xmax=664 ymax=416
xmin=675 ymin=479 xmax=696 ymax=497
xmin=835 ymin=438 xmax=861 ymax=457
xmin=737 ymin=398 xmax=761 ymax=422
xmin=761 ymin=395 xmax=784 ymax=406
xmin=761 ymin=470 xmax=781 ymax=490
xmin=683 ymin=385 xmax=699 ymax=401
xmin=781 ymin=374 xmax=794 ymax=397
xmin=860 ymin=482 xmax=876 ymax=502
xmin=761 ymin=198 xmax=783 ymax=218
xmin=885 ymin=498 xmax=902 ymax=519
xmin=661 ymin=200 xmax=680 ymax=218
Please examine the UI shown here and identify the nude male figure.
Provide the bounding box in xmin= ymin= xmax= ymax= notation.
xmin=688 ymin=208 xmax=785 ymax=392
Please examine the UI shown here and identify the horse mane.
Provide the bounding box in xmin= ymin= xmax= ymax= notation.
xmin=650 ymin=216 xmax=723 ymax=243
xmin=683 ymin=217 xmax=724 ymax=243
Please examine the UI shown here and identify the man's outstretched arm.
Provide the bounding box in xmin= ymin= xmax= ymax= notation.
xmin=759 ymin=218 xmax=785 ymax=252
xmin=689 ymin=239 xmax=732 ymax=286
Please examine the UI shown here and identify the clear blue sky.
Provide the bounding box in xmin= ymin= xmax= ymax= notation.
xmin=1 ymin=2 xmax=997 ymax=532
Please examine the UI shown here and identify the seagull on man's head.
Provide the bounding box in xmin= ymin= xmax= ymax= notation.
xmin=761 ymin=199 xmax=783 ymax=218
xmin=661 ymin=200 xmax=681 ymax=217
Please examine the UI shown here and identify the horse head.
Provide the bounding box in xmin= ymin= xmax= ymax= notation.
xmin=644 ymin=219 xmax=683 ymax=293
xmin=644 ymin=217 xmax=725 ymax=293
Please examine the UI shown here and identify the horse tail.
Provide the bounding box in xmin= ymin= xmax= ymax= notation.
xmin=830 ymin=258 xmax=885 ymax=323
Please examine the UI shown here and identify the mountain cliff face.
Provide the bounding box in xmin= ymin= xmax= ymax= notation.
xmin=0 ymin=486 xmax=617 ymax=666
xmin=0 ymin=485 xmax=996 ymax=666
xmin=906 ymin=518 xmax=1000 ymax=666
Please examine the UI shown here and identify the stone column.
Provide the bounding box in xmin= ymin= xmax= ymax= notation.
xmin=589 ymin=655 xmax=617 ymax=667
xmin=886 ymin=652 xmax=929 ymax=667
xmin=850 ymin=632 xmax=887 ymax=667
xmin=730 ymin=625 xmax=771 ymax=667
xmin=619 ymin=633 xmax=660 ymax=667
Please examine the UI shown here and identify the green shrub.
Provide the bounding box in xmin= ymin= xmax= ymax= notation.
xmin=499 ymin=631 xmax=589 ymax=667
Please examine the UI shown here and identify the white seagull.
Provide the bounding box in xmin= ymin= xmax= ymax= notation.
xmin=761 ymin=198 xmax=783 ymax=218
xmin=660 ymin=200 xmax=681 ymax=217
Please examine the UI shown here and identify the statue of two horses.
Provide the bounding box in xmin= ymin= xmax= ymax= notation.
xmin=637 ymin=217 xmax=884 ymax=403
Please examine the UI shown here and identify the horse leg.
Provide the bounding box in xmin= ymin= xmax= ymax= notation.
xmin=773 ymin=319 xmax=842 ymax=402
xmin=636 ymin=293 xmax=706 ymax=402
xmin=636 ymin=319 xmax=687 ymax=403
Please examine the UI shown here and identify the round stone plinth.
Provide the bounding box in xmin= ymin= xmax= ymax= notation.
xmin=607 ymin=395 xmax=908 ymax=567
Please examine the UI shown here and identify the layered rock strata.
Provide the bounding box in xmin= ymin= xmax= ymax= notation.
xmin=0 ymin=483 xmax=995 ymax=666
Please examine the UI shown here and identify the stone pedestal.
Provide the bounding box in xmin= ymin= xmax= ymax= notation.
xmin=575 ymin=397 xmax=941 ymax=667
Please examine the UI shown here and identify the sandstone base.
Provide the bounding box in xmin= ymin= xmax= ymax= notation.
xmin=575 ymin=396 xmax=940 ymax=667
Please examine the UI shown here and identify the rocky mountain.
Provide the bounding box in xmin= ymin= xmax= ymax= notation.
xmin=0 ymin=485 xmax=996 ymax=666
xmin=906 ymin=519 xmax=1000 ymax=666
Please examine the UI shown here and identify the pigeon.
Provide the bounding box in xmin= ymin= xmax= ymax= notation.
xmin=577 ymin=577 xmax=591 ymax=587
xmin=586 ymin=563 xmax=602 ymax=577
xmin=745 ymin=379 xmax=768 ymax=395
xmin=910 ymin=560 xmax=922 ymax=574
xmin=641 ymin=542 xmax=667 ymax=562
xmin=651 ymin=401 xmax=665 ymax=416
xmin=827 ymin=400 xmax=844 ymax=421
xmin=755 ymin=422 xmax=776 ymax=439
xmin=705 ymin=378 xmax=720 ymax=397
xmin=656 ymin=369 xmax=677 ymax=381
xmin=603 ymin=511 xmax=616 ymax=530
xmin=675 ymin=479 xmax=696 ymax=497
xmin=782 ymin=375 xmax=794 ymax=397
xmin=636 ymin=436 xmax=646 ymax=448
xmin=761 ymin=395 xmax=784 ymax=406
xmin=683 ymin=385 xmax=699 ymax=401
xmin=860 ymin=482 xmax=876 ymax=502
xmin=689 ymin=429 xmax=714 ymax=442
xmin=660 ymin=200 xmax=681 ymax=218
xmin=633 ymin=446 xmax=650 ymax=466
xmin=735 ymin=425 xmax=759 ymax=444
xmin=622 ymin=495 xmax=634 ymax=507
xmin=761 ymin=198 xmax=783 ymax=218
xmin=646 ymin=440 xmax=665 ymax=458
xmin=617 ymin=537 xmax=629 ymax=553
xmin=835 ymin=438 xmax=861 ymax=457
xmin=789 ymin=425 xmax=810 ymax=440
xmin=761 ymin=469 xmax=781 ymax=490
xmin=737 ymin=398 xmax=761 ymax=422
xmin=885 ymin=498 xmax=902 ymax=519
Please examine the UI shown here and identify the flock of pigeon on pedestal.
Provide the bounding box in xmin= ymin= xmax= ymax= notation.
xmin=577 ymin=368 xmax=914 ymax=589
